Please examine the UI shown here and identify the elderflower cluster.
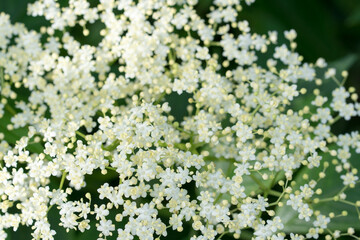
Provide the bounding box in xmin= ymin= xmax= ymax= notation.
xmin=0 ymin=0 xmax=359 ymax=240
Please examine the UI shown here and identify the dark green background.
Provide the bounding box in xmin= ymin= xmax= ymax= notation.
xmin=1 ymin=0 xmax=360 ymax=239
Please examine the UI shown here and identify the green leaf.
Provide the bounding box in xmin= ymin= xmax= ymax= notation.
xmin=71 ymin=221 xmax=99 ymax=240
xmin=346 ymin=5 xmax=360 ymax=26
xmin=84 ymin=169 xmax=119 ymax=193
xmin=242 ymin=169 xmax=285 ymax=195
xmin=328 ymin=54 xmax=358 ymax=73
xmin=48 ymin=208 xmax=77 ymax=240
xmin=202 ymin=158 xmax=285 ymax=203
xmin=0 ymin=105 xmax=44 ymax=154
xmin=276 ymin=149 xmax=360 ymax=233
xmin=0 ymin=106 xmax=27 ymax=145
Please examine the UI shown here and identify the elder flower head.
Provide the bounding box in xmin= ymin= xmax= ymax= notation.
xmin=0 ymin=0 xmax=359 ymax=240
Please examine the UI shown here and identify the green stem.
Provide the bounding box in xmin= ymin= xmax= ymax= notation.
xmin=330 ymin=115 xmax=341 ymax=125
xmin=216 ymin=231 xmax=227 ymax=240
xmin=0 ymin=67 xmax=3 ymax=96
xmin=249 ymin=174 xmax=268 ymax=191
xmin=171 ymin=124 xmax=192 ymax=135
xmin=5 ymin=104 xmax=17 ymax=116
xmin=249 ymin=174 xmax=282 ymax=197
xmin=189 ymin=134 xmax=199 ymax=155
xmin=270 ymin=171 xmax=280 ymax=188
xmin=268 ymin=190 xmax=286 ymax=206
xmin=341 ymin=76 xmax=348 ymax=86
xmin=154 ymin=91 xmax=167 ymax=105
xmin=251 ymin=104 xmax=261 ymax=116
xmin=349 ymin=235 xmax=360 ymax=240
xmin=59 ymin=171 xmax=67 ymax=190
xmin=208 ymin=41 xmax=222 ymax=47
xmin=315 ymin=197 xmax=334 ymax=203
xmin=268 ymin=190 xmax=282 ymax=197
xmin=214 ymin=193 xmax=223 ymax=204
xmin=158 ymin=140 xmax=187 ymax=151
xmin=102 ymin=139 xmax=120 ymax=151
xmin=47 ymin=171 xmax=67 ymax=214
xmin=251 ymin=91 xmax=278 ymax=117
xmin=338 ymin=185 xmax=348 ymax=195
xmin=331 ymin=76 xmax=341 ymax=87
xmin=76 ymin=130 xmax=86 ymax=139
xmin=105 ymin=155 xmax=113 ymax=162
xmin=106 ymin=166 xmax=117 ymax=171
xmin=339 ymin=199 xmax=357 ymax=207
xmin=204 ymin=156 xmax=235 ymax=163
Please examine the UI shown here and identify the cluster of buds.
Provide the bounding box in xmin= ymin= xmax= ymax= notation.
xmin=0 ymin=0 xmax=359 ymax=239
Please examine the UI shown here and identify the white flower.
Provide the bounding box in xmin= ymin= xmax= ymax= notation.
xmin=0 ymin=0 xmax=359 ymax=239
xmin=325 ymin=68 xmax=336 ymax=79
xmin=284 ymin=29 xmax=297 ymax=41
xmin=341 ymin=172 xmax=359 ymax=186
xmin=94 ymin=204 xmax=109 ymax=220
xmin=97 ymin=219 xmax=115 ymax=236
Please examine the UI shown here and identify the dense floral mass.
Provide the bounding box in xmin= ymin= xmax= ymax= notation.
xmin=0 ymin=0 xmax=359 ymax=239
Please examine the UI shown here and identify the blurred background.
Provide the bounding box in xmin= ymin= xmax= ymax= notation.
xmin=0 ymin=0 xmax=360 ymax=239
